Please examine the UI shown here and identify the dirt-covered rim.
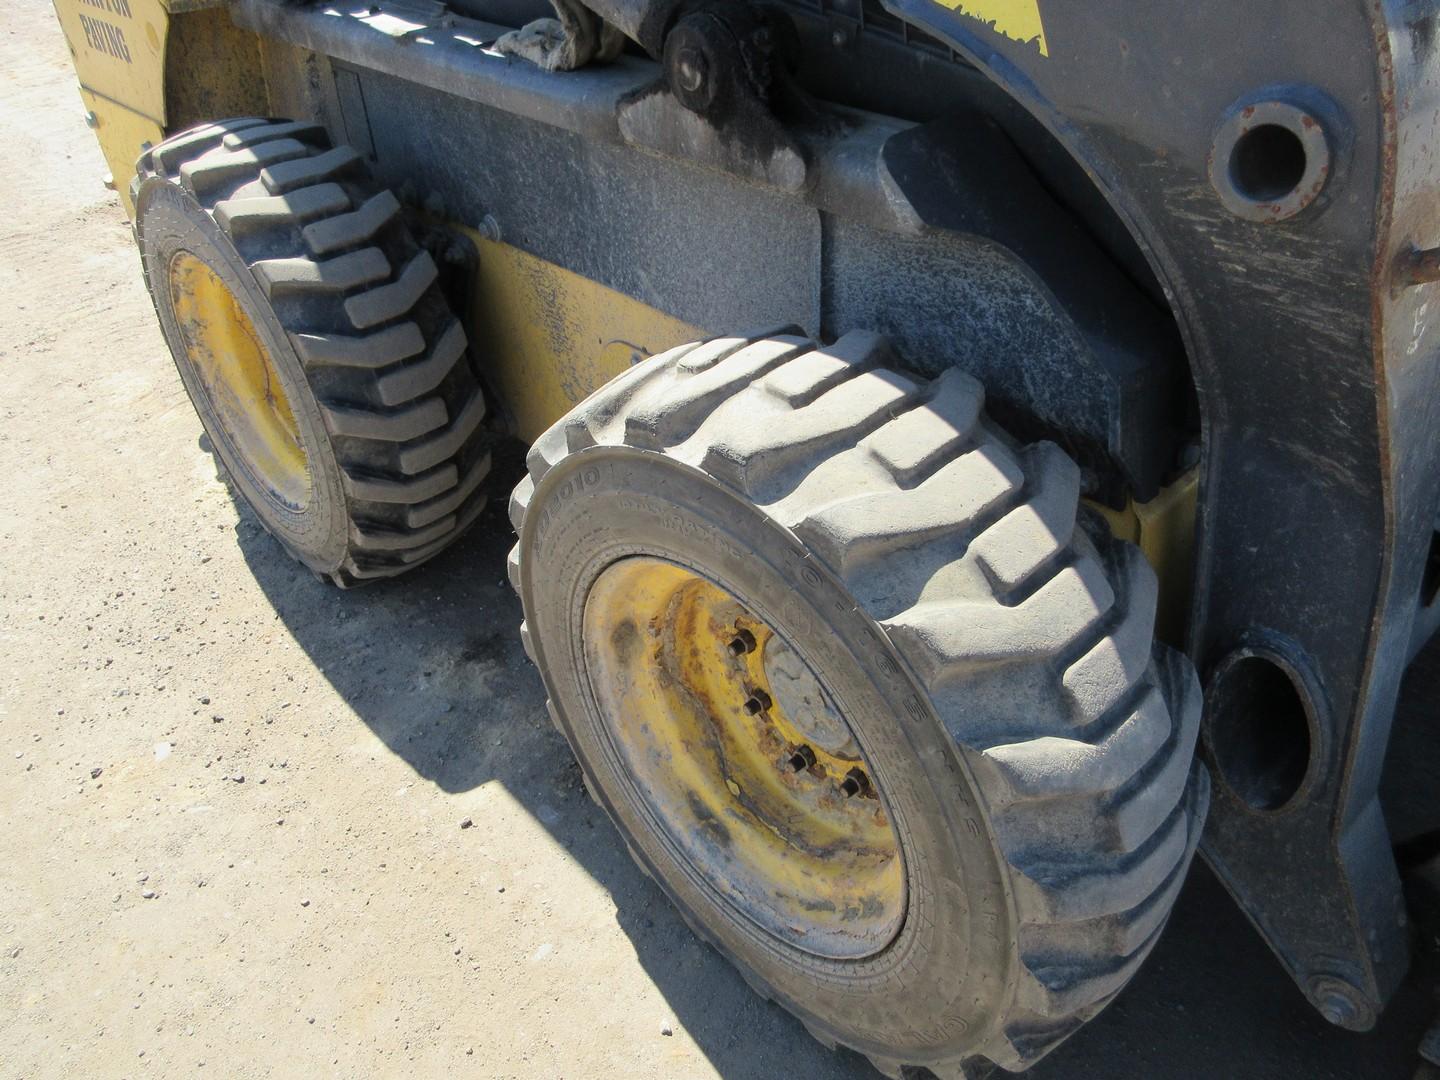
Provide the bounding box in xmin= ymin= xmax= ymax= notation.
xmin=580 ymin=553 xmax=907 ymax=961
xmin=166 ymin=249 xmax=311 ymax=512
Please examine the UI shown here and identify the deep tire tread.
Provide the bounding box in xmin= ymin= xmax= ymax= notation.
xmin=137 ymin=119 xmax=490 ymax=585
xmin=507 ymin=329 xmax=1208 ymax=1074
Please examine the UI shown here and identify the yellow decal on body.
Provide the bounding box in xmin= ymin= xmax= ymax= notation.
xmin=935 ymin=0 xmax=1048 ymax=56
xmin=52 ymin=0 xmax=167 ymax=121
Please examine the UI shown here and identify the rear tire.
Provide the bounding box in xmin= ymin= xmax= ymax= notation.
xmin=508 ymin=328 xmax=1209 ymax=1076
xmin=134 ymin=118 xmax=490 ymax=585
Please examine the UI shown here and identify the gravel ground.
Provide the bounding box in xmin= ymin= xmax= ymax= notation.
xmin=1 ymin=4 xmax=1436 ymax=1077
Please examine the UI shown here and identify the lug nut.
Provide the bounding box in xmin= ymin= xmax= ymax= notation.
xmin=728 ymin=629 xmax=757 ymax=656
xmin=787 ymin=745 xmax=816 ymax=773
xmin=840 ymin=768 xmax=870 ymax=799
xmin=742 ymin=688 xmax=773 ymax=715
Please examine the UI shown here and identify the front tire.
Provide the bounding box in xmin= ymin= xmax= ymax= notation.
xmin=508 ymin=328 xmax=1209 ymax=1076
xmin=134 ymin=118 xmax=491 ymax=585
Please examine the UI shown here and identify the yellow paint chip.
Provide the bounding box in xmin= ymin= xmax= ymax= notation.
xmin=935 ymin=0 xmax=1049 ymax=57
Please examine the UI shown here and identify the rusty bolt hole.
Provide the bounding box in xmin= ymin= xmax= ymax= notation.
xmin=1230 ymin=123 xmax=1308 ymax=203
xmin=787 ymin=745 xmax=817 ymax=773
xmin=742 ymin=688 xmax=773 ymax=715
xmin=840 ymin=768 xmax=872 ymax=799
xmin=728 ymin=629 xmax=757 ymax=656
xmin=1208 ymin=97 xmax=1331 ymax=223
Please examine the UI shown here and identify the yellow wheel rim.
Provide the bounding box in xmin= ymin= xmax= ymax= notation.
xmin=583 ymin=557 xmax=905 ymax=959
xmin=168 ymin=251 xmax=311 ymax=510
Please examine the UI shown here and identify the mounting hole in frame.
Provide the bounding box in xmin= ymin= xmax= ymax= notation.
xmin=1209 ymin=97 xmax=1332 ymax=223
xmin=1205 ymin=649 xmax=1317 ymax=812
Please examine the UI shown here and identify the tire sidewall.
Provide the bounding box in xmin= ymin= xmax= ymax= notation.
xmin=520 ymin=445 xmax=1018 ymax=1063
xmin=136 ymin=176 xmax=350 ymax=572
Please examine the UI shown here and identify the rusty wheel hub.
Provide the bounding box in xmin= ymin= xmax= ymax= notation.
xmin=582 ymin=556 xmax=905 ymax=959
xmin=167 ymin=251 xmax=310 ymax=511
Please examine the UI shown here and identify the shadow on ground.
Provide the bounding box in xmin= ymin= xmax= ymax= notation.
xmin=230 ymin=436 xmax=1438 ymax=1080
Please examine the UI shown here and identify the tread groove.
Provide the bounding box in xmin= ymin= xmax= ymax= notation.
xmin=397 ymin=389 xmax=486 ymax=475
xmin=291 ymin=322 xmax=427 ymax=371
xmin=345 ymin=251 xmax=439 ymax=330
xmin=151 ymin=118 xmax=267 ymax=175
xmin=376 ymin=320 xmax=467 ymax=406
xmin=304 ymin=190 xmax=402 ymax=257
xmin=323 ymin=397 xmax=448 ymax=442
xmin=261 ymin=145 xmax=362 ymax=195
xmin=214 ymin=184 xmax=350 ymax=237
xmin=181 ymin=138 xmax=311 ymax=200
xmin=407 ymin=451 xmax=492 ymax=529
xmin=253 ymin=247 xmax=391 ymax=297
xmin=221 ymin=120 xmax=327 ymax=151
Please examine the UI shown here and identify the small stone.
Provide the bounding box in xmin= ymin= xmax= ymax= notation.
xmin=232 ymin=775 xmax=244 ymax=783
xmin=300 ymin=899 xmax=310 ymax=908
xmin=90 ymin=767 xmax=102 ymax=779
xmin=459 ymin=818 xmax=474 ymax=830
xmin=200 ymin=696 xmax=210 ymax=705
xmin=211 ymin=715 xmax=223 ymax=723
xmin=141 ymin=889 xmax=156 ymax=900
xmin=496 ymin=886 xmax=505 ymax=894
xmin=466 ymin=1048 xmax=474 ymax=1056
xmin=660 ymin=1024 xmax=674 ymax=1037
xmin=452 ymin=946 xmax=461 ymax=955
xmin=9 ymin=947 xmax=19 ymax=959
xmin=307 ymin=1017 xmax=315 ymax=1025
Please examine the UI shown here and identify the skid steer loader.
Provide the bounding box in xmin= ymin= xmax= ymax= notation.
xmin=50 ymin=0 xmax=1440 ymax=1073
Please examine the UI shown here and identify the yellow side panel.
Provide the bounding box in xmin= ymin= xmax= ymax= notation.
xmin=52 ymin=0 xmax=170 ymax=122
xmin=78 ymin=88 xmax=163 ymax=217
xmin=932 ymin=0 xmax=1049 ymax=57
xmin=1090 ymin=469 xmax=1199 ymax=645
xmin=469 ymin=234 xmax=703 ymax=443
xmin=1132 ymin=469 xmax=1199 ymax=616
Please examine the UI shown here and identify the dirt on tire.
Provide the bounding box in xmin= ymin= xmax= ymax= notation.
xmin=507 ymin=328 xmax=1209 ymax=1076
xmin=136 ymin=118 xmax=490 ymax=585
